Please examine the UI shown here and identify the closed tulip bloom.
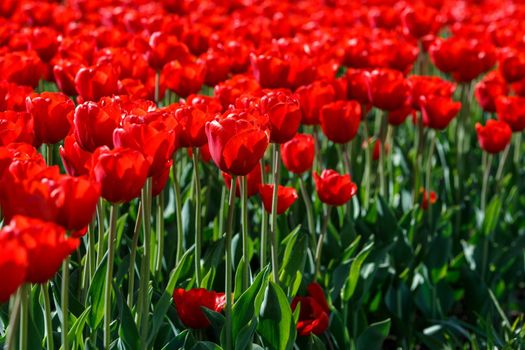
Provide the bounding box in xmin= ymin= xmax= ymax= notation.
xmin=280 ymin=133 xmax=315 ymax=174
xmin=53 ymin=59 xmax=84 ymax=96
xmin=173 ymin=105 xmax=214 ymax=148
xmin=296 ymin=80 xmax=336 ymax=125
xmin=260 ymin=90 xmax=301 ymax=144
xmin=388 ymin=106 xmax=413 ymax=126
xmin=365 ymin=68 xmax=408 ymax=111
xmin=0 ymin=233 xmax=27 ymax=303
xmin=496 ymin=96 xmax=525 ymax=132
xmin=475 ymin=120 xmax=512 ymax=154
xmin=162 ymin=58 xmax=206 ymax=98
xmin=0 ymin=81 xmax=34 ymax=112
xmin=202 ymin=48 xmax=231 ymax=86
xmin=346 ymin=68 xmax=370 ymax=105
xmin=250 ymin=51 xmax=290 ymax=89
xmin=222 ymin=162 xmax=262 ymax=198
xmin=474 ymin=71 xmax=509 ymax=113
xmin=73 ymin=101 xmax=121 ymax=152
xmin=0 ymin=51 xmax=46 ymax=88
xmin=205 ymin=113 xmax=269 ymax=176
xmin=146 ymin=32 xmax=191 ymax=71
xmin=407 ymin=75 xmax=456 ymax=110
xmin=26 ymin=92 xmax=74 ymax=145
xmin=314 ymin=169 xmax=357 ymax=206
xmin=91 ymin=147 xmax=149 ymax=203
xmin=59 ymin=135 xmax=93 ymax=176
xmin=499 ymin=47 xmax=525 ymax=83
xmin=214 ymin=74 xmax=262 ymax=110
xmin=291 ymin=283 xmax=330 ymax=336
xmin=320 ymin=100 xmax=361 ymax=144
xmin=0 ymin=111 xmax=35 ymax=146
xmin=173 ymin=288 xmax=226 ymax=329
xmin=401 ymin=4 xmax=441 ymax=39
xmin=28 ymin=27 xmax=59 ymax=63
xmin=420 ymin=96 xmax=461 ymax=130
xmin=258 ymin=184 xmax=298 ymax=214
xmin=4 ymin=215 xmax=79 ymax=284
xmin=74 ymin=63 xmax=119 ymax=102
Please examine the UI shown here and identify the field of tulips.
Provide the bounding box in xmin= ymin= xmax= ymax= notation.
xmin=1 ymin=0 xmax=525 ymax=349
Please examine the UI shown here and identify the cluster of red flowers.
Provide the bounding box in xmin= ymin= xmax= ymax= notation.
xmin=0 ymin=0 xmax=525 ymax=341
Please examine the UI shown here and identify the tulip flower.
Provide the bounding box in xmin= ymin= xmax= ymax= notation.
xmin=259 ymin=90 xmax=302 ymax=144
xmin=498 ymin=47 xmax=525 ymax=83
xmin=59 ymin=135 xmax=93 ymax=177
xmin=222 ymin=162 xmax=262 ymax=198
xmin=0 ymin=111 xmax=35 ymax=146
xmin=291 ymin=283 xmax=330 ymax=336
xmin=73 ymin=100 xmax=121 ymax=152
xmin=420 ymin=96 xmax=461 ymax=130
xmin=258 ymin=184 xmax=298 ymax=214
xmin=202 ymin=48 xmax=231 ymax=86
xmin=172 ymin=288 xmax=226 ymax=329
xmin=407 ymin=75 xmax=456 ymax=110
xmin=0 ymin=51 xmax=46 ymax=88
xmin=420 ymin=188 xmax=438 ymax=210
xmin=0 ymin=233 xmax=28 ymax=302
xmin=74 ymin=63 xmax=119 ymax=102
xmin=496 ymin=96 xmax=525 ymax=132
xmin=296 ymin=80 xmax=336 ymax=125
xmin=314 ymin=169 xmax=358 ymax=206
xmin=172 ymin=105 xmax=214 ymax=148
xmin=475 ymin=120 xmax=512 ymax=154
xmin=320 ymin=100 xmax=361 ymax=144
xmin=365 ymin=68 xmax=408 ymax=111
xmin=474 ymin=71 xmax=509 ymax=113
xmin=162 ymin=58 xmax=206 ymax=98
xmin=146 ymin=32 xmax=191 ymax=71
xmin=0 ymin=81 xmax=34 ymax=112
xmin=401 ymin=4 xmax=441 ymax=39
xmin=280 ymin=133 xmax=315 ymax=174
xmin=214 ymin=74 xmax=262 ymax=110
xmin=345 ymin=68 xmax=370 ymax=105
xmin=53 ymin=59 xmax=84 ymax=96
xmin=250 ymin=51 xmax=290 ymax=89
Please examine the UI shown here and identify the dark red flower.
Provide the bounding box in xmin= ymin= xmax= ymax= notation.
xmin=0 ymin=81 xmax=34 ymax=112
xmin=73 ymin=100 xmax=121 ymax=152
xmin=280 ymin=133 xmax=315 ymax=174
xmin=75 ymin=63 xmax=119 ymax=102
xmin=222 ymin=162 xmax=262 ymax=198
xmin=59 ymin=134 xmax=93 ymax=176
xmin=0 ymin=233 xmax=27 ymax=303
xmin=172 ymin=105 xmax=214 ymax=148
xmin=475 ymin=120 xmax=512 ymax=154
xmin=52 ymin=59 xmax=84 ymax=96
xmin=258 ymin=184 xmax=298 ymax=214
xmin=474 ymin=71 xmax=509 ymax=113
xmin=407 ymin=75 xmax=456 ymax=110
xmin=28 ymin=27 xmax=59 ymax=63
xmin=401 ymin=4 xmax=441 ymax=39
xmin=314 ymin=169 xmax=357 ymax=206
xmin=388 ymin=106 xmax=413 ymax=126
xmin=91 ymin=147 xmax=149 ymax=204
xmin=296 ymin=80 xmax=336 ymax=125
xmin=499 ymin=47 xmax=525 ymax=83
xmin=202 ymin=48 xmax=231 ymax=86
xmin=420 ymin=96 xmax=461 ymax=130
xmin=496 ymin=96 xmax=525 ymax=132
xmin=259 ymin=90 xmax=301 ymax=144
xmin=365 ymin=69 xmax=408 ymax=111
xmin=3 ymin=215 xmax=79 ymax=284
xmin=250 ymin=51 xmax=290 ymax=89
xmin=346 ymin=68 xmax=370 ymax=105
xmin=172 ymin=288 xmax=226 ymax=329
xmin=291 ymin=283 xmax=330 ymax=336
xmin=320 ymin=100 xmax=361 ymax=144
xmin=420 ymin=188 xmax=437 ymax=210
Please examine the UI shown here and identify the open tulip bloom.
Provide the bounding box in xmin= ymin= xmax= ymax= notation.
xmin=0 ymin=1 xmax=524 ymax=350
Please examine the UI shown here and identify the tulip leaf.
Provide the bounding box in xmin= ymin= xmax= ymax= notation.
xmin=279 ymin=225 xmax=308 ymax=297
xmin=482 ymin=196 xmax=501 ymax=237
xmin=342 ymin=242 xmax=374 ymax=302
xmin=88 ymin=252 xmax=108 ymax=330
xmin=234 ymin=257 xmax=246 ymax=301
xmin=165 ymin=248 xmax=194 ymax=293
xmin=146 ymin=291 xmax=173 ymax=347
xmin=257 ymin=281 xmax=296 ymax=350
xmin=67 ymin=305 xmax=91 ymax=346
xmin=201 ymin=306 xmax=225 ymax=331
xmin=190 ymin=341 xmax=223 ymax=350
xmin=160 ymin=330 xmax=188 ymax=350
xmin=234 ymin=320 xmax=258 ymax=350
xmin=116 ymin=283 xmax=140 ymax=350
xmin=356 ymin=318 xmax=391 ymax=350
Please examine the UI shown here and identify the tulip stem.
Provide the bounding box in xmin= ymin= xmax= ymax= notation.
xmin=128 ymin=201 xmax=143 ymax=307
xmin=225 ymin=176 xmax=237 ymax=350
xmin=6 ymin=288 xmax=21 ymax=350
xmin=481 ymin=153 xmax=493 ymax=213
xmin=96 ymin=200 xmax=106 ymax=266
xmin=260 ymin=163 xmax=269 ymax=268
xmin=192 ymin=150 xmax=202 ymax=287
xmin=378 ymin=111 xmax=388 ymax=199
xmin=413 ymin=112 xmax=425 ymax=205
xmin=218 ymin=185 xmax=226 ymax=241
xmin=155 ymin=193 xmax=165 ymax=278
xmin=426 ymin=131 xmax=437 ymax=227
xmin=241 ymin=176 xmax=250 ymax=290
xmin=270 ymin=144 xmax=281 ymax=283
xmin=315 ymin=206 xmax=332 ymax=280
xmin=61 ymin=258 xmax=70 ymax=350
xmin=299 ymin=177 xmax=316 ymax=253
xmin=172 ymin=155 xmax=184 ymax=264
xmin=154 ymin=71 xmax=160 ymax=105
xmin=495 ymin=144 xmax=510 ymax=182
xmin=362 ymin=119 xmax=372 ymax=211
xmin=104 ymin=203 xmax=119 ymax=350
xmin=42 ymin=282 xmax=54 ymax=350
xmin=138 ymin=178 xmax=153 ymax=341
xmin=19 ymin=285 xmax=29 ymax=350
xmin=513 ymin=132 xmax=522 ymax=164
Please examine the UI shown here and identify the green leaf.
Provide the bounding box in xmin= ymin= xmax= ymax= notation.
xmin=67 ymin=306 xmax=91 ymax=346
xmin=88 ymin=252 xmax=108 ymax=329
xmin=342 ymin=242 xmax=374 ymax=302
xmin=234 ymin=258 xmax=246 ymax=301
xmin=191 ymin=341 xmax=223 ymax=350
xmin=165 ymin=249 xmax=194 ymax=293
xmin=234 ymin=321 xmax=258 ymax=350
xmin=146 ymin=291 xmax=173 ymax=347
xmin=201 ymin=307 xmax=225 ymax=331
xmin=356 ymin=319 xmax=391 ymax=350
xmin=482 ymin=196 xmax=501 ymax=237
xmin=161 ymin=330 xmax=189 ymax=350
xmin=257 ymin=282 xmax=296 ymax=350
xmin=279 ymin=225 xmax=308 ymax=297
xmin=116 ymin=284 xmax=140 ymax=350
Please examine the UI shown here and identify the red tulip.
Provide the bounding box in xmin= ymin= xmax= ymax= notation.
xmin=172 ymin=105 xmax=214 ymax=148
xmin=259 ymin=90 xmax=301 ymax=144
xmin=388 ymin=106 xmax=413 ymax=126
xmin=475 ymin=120 xmax=512 ymax=154
xmin=365 ymin=68 xmax=408 ymax=111
xmin=74 ymin=62 xmax=119 ymax=102
xmin=214 ymin=74 xmax=261 ymax=110
xmin=0 ymin=233 xmax=27 ymax=302
xmin=474 ymin=71 xmax=509 ymax=113
xmin=53 ymin=59 xmax=84 ymax=96
xmin=0 ymin=111 xmax=35 ymax=146
xmin=202 ymin=48 xmax=231 ymax=86
xmin=222 ymin=162 xmax=262 ymax=198
xmin=291 ymin=283 xmax=330 ymax=336
xmin=420 ymin=96 xmax=461 ymax=130
xmin=407 ymin=75 xmax=456 ymax=110
xmin=496 ymin=96 xmax=525 ymax=132
xmin=346 ymin=68 xmax=370 ymax=105
xmin=26 ymin=92 xmax=74 ymax=145
xmin=162 ymin=58 xmax=206 ymax=98
xmin=91 ymin=147 xmax=149 ymax=203
xmin=250 ymin=51 xmax=290 ymax=89
xmin=172 ymin=288 xmax=226 ymax=329
xmin=59 ymin=135 xmax=93 ymax=176
xmin=0 ymin=51 xmax=46 ymax=88
xmin=420 ymin=188 xmax=437 ymax=210
xmin=280 ymin=133 xmax=315 ymax=174
xmin=205 ymin=113 xmax=269 ymax=176
xmin=146 ymin=32 xmax=191 ymax=71
xmin=320 ymin=100 xmax=361 ymax=144
xmin=28 ymin=27 xmax=59 ymax=63
xmin=258 ymin=184 xmax=298 ymax=214
xmin=296 ymin=80 xmax=336 ymax=125
xmin=401 ymin=4 xmax=441 ymax=39
xmin=3 ymin=215 xmax=79 ymax=284
xmin=73 ymin=101 xmax=121 ymax=152
xmin=0 ymin=81 xmax=34 ymax=112
xmin=499 ymin=47 xmax=525 ymax=83
xmin=314 ymin=169 xmax=357 ymax=206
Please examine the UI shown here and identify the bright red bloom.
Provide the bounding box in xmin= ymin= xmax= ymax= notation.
xmin=172 ymin=105 xmax=214 ymax=148
xmin=401 ymin=4 xmax=441 ymax=39
xmin=0 ymin=233 xmax=27 ymax=303
xmin=3 ymin=216 xmax=79 ymax=284
xmin=91 ymin=147 xmax=149 ymax=204
xmin=407 ymin=76 xmax=456 ymax=110
xmin=59 ymin=135 xmax=93 ymax=176
xmin=0 ymin=82 xmax=34 ymax=112
xmin=162 ymin=58 xmax=206 ymax=98
xmin=73 ymin=100 xmax=121 ymax=152
xmin=205 ymin=113 xmax=269 ymax=176
xmin=0 ymin=111 xmax=34 ymax=146
xmin=258 ymin=184 xmax=298 ymax=215
xmin=250 ymin=51 xmax=290 ymax=89
xmin=346 ymin=68 xmax=370 ymax=105
xmin=0 ymin=51 xmax=46 ymax=88
xmin=365 ymin=69 xmax=408 ymax=111
xmin=296 ymin=80 xmax=336 ymax=125
xmin=222 ymin=162 xmax=262 ymax=198
xmin=320 ymin=100 xmax=361 ymax=144
xmin=27 ymin=27 xmax=59 ymax=63
xmin=420 ymin=96 xmax=461 ymax=130
xmin=26 ymin=92 xmax=74 ymax=145
xmin=214 ymin=74 xmax=261 ymax=110
xmin=474 ymin=71 xmax=509 ymax=113
xmin=74 ymin=63 xmax=119 ymax=102
xmin=146 ymin=32 xmax=191 ymax=71
xmin=496 ymin=96 xmax=525 ymax=132
xmin=475 ymin=120 xmax=512 ymax=154
xmin=291 ymin=283 xmax=330 ymax=336
xmin=420 ymin=188 xmax=437 ymax=210
xmin=388 ymin=106 xmax=413 ymax=126
xmin=172 ymin=288 xmax=226 ymax=329
xmin=152 ymin=160 xmax=172 ymax=197
xmin=499 ymin=47 xmax=525 ymax=83
xmin=280 ymin=133 xmax=315 ymax=174
xmin=202 ymin=48 xmax=231 ymax=86
xmin=259 ymin=90 xmax=301 ymax=144
xmin=53 ymin=59 xmax=84 ymax=96
xmin=314 ymin=169 xmax=357 ymax=206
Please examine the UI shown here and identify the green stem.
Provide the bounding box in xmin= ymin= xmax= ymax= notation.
xmin=377 ymin=111 xmax=388 ymax=198
xmin=61 ymin=258 xmax=70 ymax=350
xmin=42 ymin=283 xmax=54 ymax=350
xmin=225 ymin=176 xmax=237 ymax=350
xmin=241 ymin=176 xmax=250 ymax=290
xmin=6 ymin=288 xmax=21 ymax=350
xmin=172 ymin=155 xmax=184 ymax=264
xmin=104 ymin=203 xmax=119 ymax=350
xmin=425 ymin=131 xmax=437 ymax=227
xmin=495 ymin=144 xmax=510 ymax=182
xmin=413 ymin=112 xmax=425 ymax=204
xmin=155 ymin=193 xmax=165 ymax=278
xmin=127 ymin=201 xmax=143 ymax=307
xmin=96 ymin=200 xmax=106 ymax=266
xmin=218 ymin=185 xmax=226 ymax=242
xmin=270 ymin=144 xmax=281 ymax=283
xmin=513 ymin=132 xmax=522 ymax=164
xmin=481 ymin=153 xmax=493 ymax=213
xmin=315 ymin=206 xmax=332 ymax=280
xmin=299 ymin=177 xmax=316 ymax=253
xmin=154 ymin=71 xmax=160 ymax=105
xmin=138 ymin=178 xmax=153 ymax=341
xmin=362 ymin=119 xmax=372 ymax=211
xmin=260 ymin=161 xmax=269 ymax=268
xmin=192 ymin=150 xmax=202 ymax=287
